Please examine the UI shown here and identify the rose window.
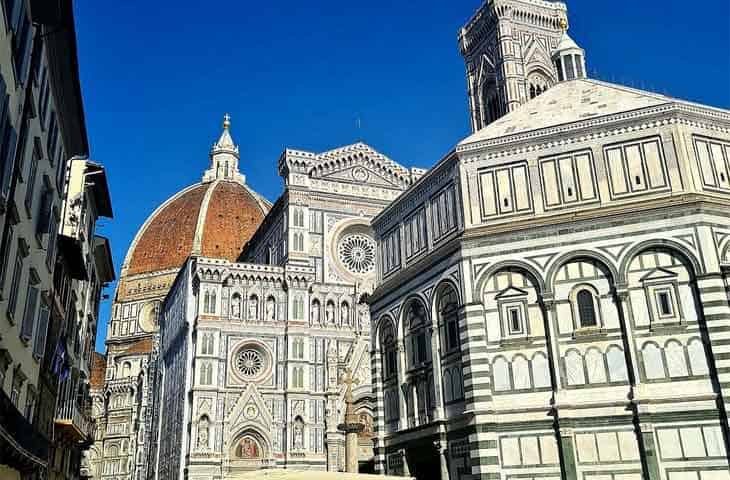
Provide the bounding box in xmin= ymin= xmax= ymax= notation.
xmin=235 ymin=349 xmax=264 ymax=378
xmin=338 ymin=233 xmax=376 ymax=275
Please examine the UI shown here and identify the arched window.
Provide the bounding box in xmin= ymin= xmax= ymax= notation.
xmin=380 ymin=320 xmax=398 ymax=379
xmin=122 ymin=362 xmax=131 ymax=377
xmin=210 ymin=290 xmax=217 ymax=314
xmin=492 ymin=357 xmax=510 ymax=392
xmin=565 ymin=350 xmax=586 ymax=386
xmin=531 ymin=352 xmax=551 ymax=389
xmin=665 ymin=340 xmax=688 ymax=378
xmin=203 ymin=291 xmax=210 ymax=313
xmin=642 ymin=343 xmax=666 ymax=380
xmin=481 ymin=75 xmax=502 ymax=125
xmin=606 ymin=346 xmax=628 ymax=382
xmin=687 ymin=338 xmax=709 ymax=376
xmin=576 ymin=289 xmax=597 ymax=327
xmin=437 ymin=284 xmax=460 ymax=352
xmin=585 ymin=348 xmax=607 ymax=384
xmin=404 ymin=300 xmax=430 ymax=368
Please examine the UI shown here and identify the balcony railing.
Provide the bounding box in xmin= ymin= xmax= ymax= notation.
xmin=0 ymin=388 xmax=49 ymax=470
xmin=55 ymin=400 xmax=94 ymax=443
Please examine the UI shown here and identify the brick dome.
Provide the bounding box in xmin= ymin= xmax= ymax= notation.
xmin=123 ymin=179 xmax=269 ymax=277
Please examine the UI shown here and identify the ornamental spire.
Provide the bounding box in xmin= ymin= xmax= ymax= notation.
xmin=203 ymin=114 xmax=246 ymax=184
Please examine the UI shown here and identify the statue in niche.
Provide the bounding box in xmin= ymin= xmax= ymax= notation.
xmin=341 ymin=303 xmax=350 ymax=325
xmin=310 ymin=300 xmax=320 ymax=326
xmin=293 ymin=418 xmax=305 ymax=449
xmin=231 ymin=295 xmax=241 ymax=318
xmin=248 ymin=295 xmax=258 ymax=320
xmin=266 ymin=297 xmax=276 ymax=321
xmin=197 ymin=417 xmax=209 ymax=450
xmin=326 ymin=301 xmax=335 ymax=324
xmin=357 ymin=305 xmax=370 ymax=331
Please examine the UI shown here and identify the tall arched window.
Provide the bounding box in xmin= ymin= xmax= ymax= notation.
xmin=380 ymin=320 xmax=397 ymax=379
xmin=576 ymin=289 xmax=597 ymax=327
xmin=405 ymin=300 xmax=430 ymax=369
xmin=481 ymin=75 xmax=502 ymax=125
xmin=122 ymin=362 xmax=131 ymax=377
xmin=436 ymin=284 xmax=460 ymax=352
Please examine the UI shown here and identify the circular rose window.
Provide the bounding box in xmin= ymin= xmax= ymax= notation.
xmin=235 ymin=349 xmax=264 ymax=378
xmin=338 ymin=233 xmax=376 ymax=275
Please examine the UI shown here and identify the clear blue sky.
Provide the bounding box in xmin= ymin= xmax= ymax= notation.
xmin=76 ymin=0 xmax=730 ymax=352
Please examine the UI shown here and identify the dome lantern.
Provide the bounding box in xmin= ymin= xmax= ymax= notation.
xmin=552 ymin=20 xmax=586 ymax=82
xmin=203 ymin=114 xmax=246 ymax=184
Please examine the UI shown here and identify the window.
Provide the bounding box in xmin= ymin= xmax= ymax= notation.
xmin=508 ymin=307 xmax=523 ymax=334
xmin=381 ymin=228 xmax=401 ymax=276
xmin=437 ymin=285 xmax=460 ymax=352
xmin=24 ymin=142 xmax=39 ymax=214
xmin=431 ymin=185 xmax=458 ymax=241
xmin=656 ymin=290 xmax=673 ymax=317
xmin=380 ymin=321 xmax=397 ymax=379
xmin=7 ymin=253 xmax=24 ymax=319
xmin=0 ymin=224 xmax=14 ymax=294
xmin=9 ymin=0 xmax=32 ymax=84
xmin=24 ymin=388 xmax=35 ymax=420
xmin=576 ymin=289 xmax=597 ymax=328
xmin=292 ymin=339 xmax=304 ymax=359
xmin=20 ymin=280 xmax=39 ymax=342
xmin=405 ymin=301 xmax=430 ymax=369
xmin=292 ymin=366 xmax=304 ymax=388
xmin=404 ymin=208 xmax=427 ymax=258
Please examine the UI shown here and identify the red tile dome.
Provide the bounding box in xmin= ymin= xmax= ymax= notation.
xmin=124 ymin=179 xmax=269 ymax=277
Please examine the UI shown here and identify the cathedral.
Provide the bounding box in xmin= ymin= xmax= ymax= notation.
xmin=88 ymin=114 xmax=421 ymax=478
xmin=88 ymin=0 xmax=730 ymax=480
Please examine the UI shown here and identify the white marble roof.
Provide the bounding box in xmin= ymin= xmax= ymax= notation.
xmin=458 ymin=79 xmax=719 ymax=147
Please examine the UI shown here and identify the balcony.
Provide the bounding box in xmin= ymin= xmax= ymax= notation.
xmin=0 ymin=388 xmax=48 ymax=471
xmin=55 ymin=401 xmax=94 ymax=444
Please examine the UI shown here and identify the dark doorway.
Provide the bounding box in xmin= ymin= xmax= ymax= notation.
xmin=359 ymin=458 xmax=375 ymax=474
xmin=405 ymin=441 xmax=441 ymax=480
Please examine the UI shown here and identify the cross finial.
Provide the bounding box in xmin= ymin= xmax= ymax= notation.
xmin=223 ymin=113 xmax=231 ymax=129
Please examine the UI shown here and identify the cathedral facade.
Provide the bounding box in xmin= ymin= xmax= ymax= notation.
xmin=369 ymin=1 xmax=730 ymax=480
xmin=89 ymin=113 xmax=421 ymax=478
xmin=148 ymin=139 xmax=422 ymax=479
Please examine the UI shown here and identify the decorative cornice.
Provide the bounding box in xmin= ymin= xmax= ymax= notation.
xmin=458 ymin=106 xmax=730 ymax=159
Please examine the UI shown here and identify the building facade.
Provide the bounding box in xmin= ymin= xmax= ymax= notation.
xmin=89 ymin=119 xmax=271 ymax=480
xmin=41 ymin=156 xmax=114 ymax=480
xmin=0 ymin=2 xmax=105 ymax=479
xmin=145 ymin=136 xmax=421 ymax=479
xmin=369 ymin=1 xmax=730 ymax=480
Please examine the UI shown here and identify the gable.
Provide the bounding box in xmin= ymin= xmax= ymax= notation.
xmin=316 ymin=164 xmax=403 ymax=188
xmin=640 ymin=267 xmax=678 ymax=283
xmin=309 ymin=142 xmax=413 ymax=190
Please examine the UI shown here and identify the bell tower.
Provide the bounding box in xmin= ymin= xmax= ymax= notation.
xmin=459 ymin=0 xmax=569 ymax=132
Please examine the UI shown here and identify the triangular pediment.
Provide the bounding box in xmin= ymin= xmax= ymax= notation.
xmin=640 ymin=267 xmax=678 ymax=283
xmin=495 ymin=285 xmax=528 ymax=299
xmin=318 ymin=164 xmax=403 ymax=188
xmin=227 ymin=383 xmax=273 ymax=431
xmin=309 ymin=142 xmax=413 ymax=190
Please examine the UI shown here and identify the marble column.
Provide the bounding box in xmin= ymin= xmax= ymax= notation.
xmin=337 ymin=369 xmax=364 ymax=473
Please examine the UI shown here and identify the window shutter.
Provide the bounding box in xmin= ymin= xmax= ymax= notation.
xmin=21 ymin=285 xmax=39 ymax=340
xmin=1 ymin=125 xmax=17 ymax=200
xmin=33 ymin=306 xmax=50 ymax=359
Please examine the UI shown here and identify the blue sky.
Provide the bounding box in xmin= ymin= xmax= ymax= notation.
xmin=75 ymin=0 xmax=730 ymax=352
